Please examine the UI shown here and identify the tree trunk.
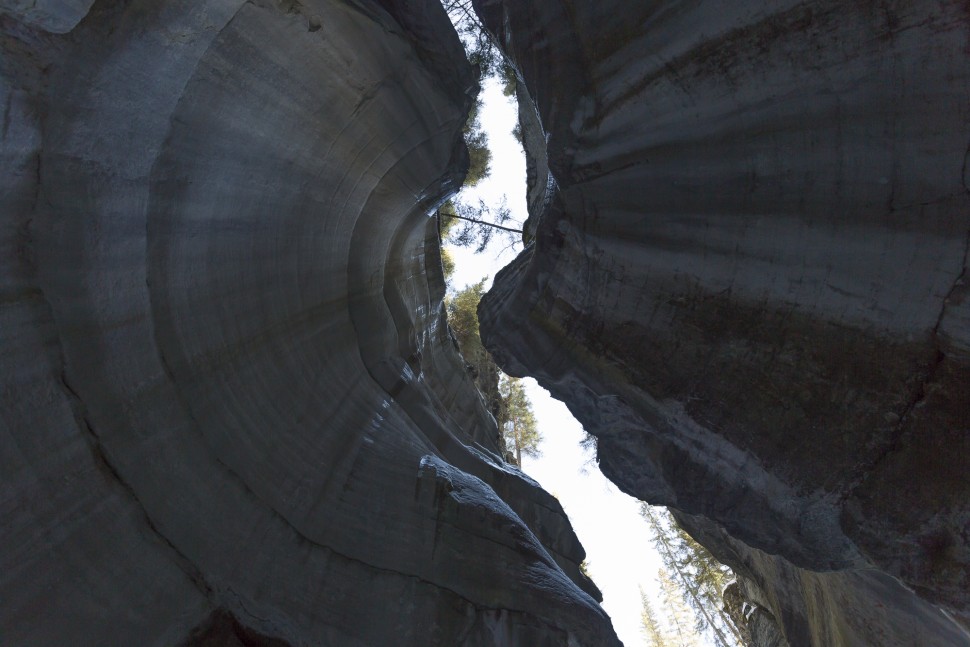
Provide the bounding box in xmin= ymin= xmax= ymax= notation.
xmin=645 ymin=509 xmax=736 ymax=647
xmin=439 ymin=211 xmax=523 ymax=233
xmin=513 ymin=415 xmax=522 ymax=466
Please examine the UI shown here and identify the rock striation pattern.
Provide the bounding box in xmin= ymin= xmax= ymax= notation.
xmin=477 ymin=0 xmax=970 ymax=645
xmin=0 ymin=1 xmax=619 ymax=644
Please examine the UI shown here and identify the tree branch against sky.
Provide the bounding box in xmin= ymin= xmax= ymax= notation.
xmin=438 ymin=196 xmax=521 ymax=257
xmin=640 ymin=585 xmax=668 ymax=647
xmin=640 ymin=505 xmax=750 ymax=647
xmin=440 ymin=208 xmax=522 ymax=234
xmin=442 ymin=0 xmax=506 ymax=80
xmin=445 ymin=280 xmax=540 ymax=467
xmin=498 ymin=375 xmax=541 ymax=465
xmin=659 ymin=569 xmax=701 ymax=647
xmin=463 ymin=98 xmax=492 ymax=188
xmin=438 ymin=5 xmax=708 ymax=646
xmin=437 ymin=0 xmax=525 ymax=263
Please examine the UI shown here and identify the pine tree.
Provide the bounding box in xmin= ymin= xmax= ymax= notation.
xmin=671 ymin=524 xmax=745 ymax=645
xmin=440 ymin=0 xmax=519 ymax=191
xmin=441 ymin=0 xmax=506 ymax=80
xmin=438 ymin=196 xmax=520 ymax=254
xmin=658 ymin=569 xmax=700 ymax=647
xmin=444 ymin=281 xmax=541 ymax=466
xmin=640 ymin=505 xmax=743 ymax=647
xmin=640 ymin=586 xmax=668 ymax=647
xmin=498 ymin=375 xmax=541 ymax=465
xmin=446 ymin=280 xmax=502 ymax=420
xmin=462 ymin=99 xmax=491 ymax=187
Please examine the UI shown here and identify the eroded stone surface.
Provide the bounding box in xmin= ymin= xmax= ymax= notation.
xmin=477 ymin=0 xmax=970 ymax=644
xmin=0 ymin=0 xmax=94 ymax=33
xmin=0 ymin=1 xmax=618 ymax=644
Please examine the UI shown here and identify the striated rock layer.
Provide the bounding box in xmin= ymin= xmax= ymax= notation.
xmin=0 ymin=1 xmax=620 ymax=644
xmin=477 ymin=0 xmax=970 ymax=645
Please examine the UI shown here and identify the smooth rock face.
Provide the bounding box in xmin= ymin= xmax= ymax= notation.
xmin=0 ymin=1 xmax=619 ymax=645
xmin=0 ymin=0 xmax=95 ymax=32
xmin=477 ymin=0 xmax=970 ymax=644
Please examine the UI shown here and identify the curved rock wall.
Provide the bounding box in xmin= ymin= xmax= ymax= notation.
xmin=477 ymin=0 xmax=970 ymax=644
xmin=0 ymin=1 xmax=619 ymax=644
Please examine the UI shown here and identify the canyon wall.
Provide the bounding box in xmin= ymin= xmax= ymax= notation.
xmin=0 ymin=1 xmax=619 ymax=644
xmin=5 ymin=0 xmax=969 ymax=644
xmin=476 ymin=0 xmax=970 ymax=645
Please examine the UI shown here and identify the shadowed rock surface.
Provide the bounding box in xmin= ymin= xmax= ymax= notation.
xmin=476 ymin=0 xmax=970 ymax=645
xmin=0 ymin=1 xmax=619 ymax=644
xmin=5 ymin=0 xmax=970 ymax=645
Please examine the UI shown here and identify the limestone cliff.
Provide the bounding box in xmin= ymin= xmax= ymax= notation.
xmin=0 ymin=1 xmax=619 ymax=644
xmin=476 ymin=0 xmax=970 ymax=645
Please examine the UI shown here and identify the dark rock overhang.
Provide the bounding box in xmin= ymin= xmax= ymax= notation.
xmin=476 ymin=0 xmax=970 ymax=644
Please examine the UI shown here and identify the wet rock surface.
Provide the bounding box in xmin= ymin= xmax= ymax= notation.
xmin=0 ymin=1 xmax=618 ymax=644
xmin=477 ymin=0 xmax=970 ymax=644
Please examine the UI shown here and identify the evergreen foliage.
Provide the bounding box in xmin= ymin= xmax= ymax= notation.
xmin=442 ymin=0 xmax=509 ymax=81
xmin=463 ymin=99 xmax=491 ymax=187
xmin=658 ymin=569 xmax=701 ymax=647
xmin=640 ymin=586 xmax=667 ymax=647
xmin=440 ymin=247 xmax=456 ymax=282
xmin=445 ymin=280 xmax=541 ymax=466
xmin=498 ymin=375 xmax=541 ymax=465
xmin=639 ymin=505 xmax=753 ymax=647
xmin=437 ymin=0 xmax=526 ymax=251
xmin=437 ymin=197 xmax=519 ymax=254
xmin=438 ymin=1 xmax=539 ymax=466
xmin=500 ymin=63 xmax=517 ymax=97
xmin=442 ymin=0 xmax=520 ymax=189
xmin=446 ymin=280 xmax=497 ymax=404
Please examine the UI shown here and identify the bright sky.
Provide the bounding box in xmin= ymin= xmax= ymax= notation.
xmin=441 ymin=76 xmax=711 ymax=647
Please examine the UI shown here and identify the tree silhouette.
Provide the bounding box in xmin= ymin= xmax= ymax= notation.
xmin=640 ymin=586 xmax=668 ymax=647
xmin=445 ymin=279 xmax=541 ymax=467
xmin=463 ymin=99 xmax=491 ymax=187
xmin=438 ymin=198 xmax=521 ymax=254
xmin=446 ymin=279 xmax=502 ymax=422
xmin=498 ymin=375 xmax=541 ymax=465
xmin=658 ymin=569 xmax=701 ymax=647
xmin=640 ymin=505 xmax=748 ymax=646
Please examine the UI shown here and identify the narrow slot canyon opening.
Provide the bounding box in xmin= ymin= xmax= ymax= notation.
xmin=3 ymin=0 xmax=967 ymax=644
xmin=438 ymin=4 xmax=750 ymax=645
